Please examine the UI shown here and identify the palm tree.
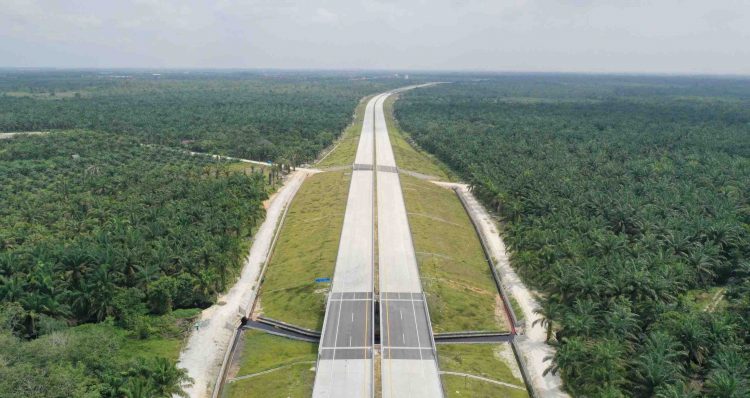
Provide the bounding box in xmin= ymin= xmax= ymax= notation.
xmin=603 ymin=298 xmax=640 ymax=342
xmin=533 ymin=298 xmax=563 ymax=342
xmin=682 ymin=243 xmax=720 ymax=286
xmin=149 ymin=358 xmax=193 ymax=397
xmin=676 ymin=318 xmax=709 ymax=366
xmin=562 ymin=299 xmax=599 ymax=338
xmin=705 ymin=371 xmax=749 ymax=398
xmin=632 ymin=332 xmax=686 ymax=396
xmin=120 ymin=378 xmax=155 ymax=398
xmin=87 ymin=264 xmax=116 ymax=321
xmin=653 ymin=381 xmax=701 ymax=398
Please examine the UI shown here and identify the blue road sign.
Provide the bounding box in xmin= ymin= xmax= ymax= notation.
xmin=315 ymin=277 xmax=331 ymax=283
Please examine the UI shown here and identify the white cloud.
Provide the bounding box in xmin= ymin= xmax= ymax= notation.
xmin=0 ymin=0 xmax=747 ymax=73
xmin=311 ymin=8 xmax=339 ymax=24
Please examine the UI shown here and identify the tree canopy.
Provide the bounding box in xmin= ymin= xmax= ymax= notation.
xmin=395 ymin=75 xmax=750 ymax=397
xmin=0 ymin=70 xmax=406 ymax=163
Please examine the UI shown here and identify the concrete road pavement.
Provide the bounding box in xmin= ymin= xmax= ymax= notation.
xmin=314 ymin=90 xmax=443 ymax=398
xmin=312 ymin=94 xmax=388 ymax=398
xmin=375 ymin=93 xmax=444 ymax=398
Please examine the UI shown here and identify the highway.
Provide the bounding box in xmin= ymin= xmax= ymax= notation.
xmin=312 ymin=93 xmax=387 ymax=398
xmin=375 ymin=94 xmax=444 ymax=398
xmin=313 ymin=90 xmax=443 ymax=397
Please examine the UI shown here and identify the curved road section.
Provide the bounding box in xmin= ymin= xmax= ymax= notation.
xmin=312 ymin=93 xmax=386 ymax=398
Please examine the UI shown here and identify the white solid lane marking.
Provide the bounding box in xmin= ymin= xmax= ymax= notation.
xmin=410 ymin=298 xmax=424 ymax=360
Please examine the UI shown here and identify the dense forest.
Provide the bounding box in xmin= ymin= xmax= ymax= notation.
xmin=0 ymin=70 xmax=410 ymax=397
xmin=0 ymin=70 xmax=414 ymax=397
xmin=396 ymin=76 xmax=750 ymax=397
xmin=0 ymin=131 xmax=267 ymax=396
xmin=0 ymin=70 xmax=405 ymax=163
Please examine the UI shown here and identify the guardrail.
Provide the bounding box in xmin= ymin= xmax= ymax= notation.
xmin=242 ymin=322 xmax=320 ymax=343
xmin=211 ymin=322 xmax=242 ymax=398
xmin=211 ymin=172 xmax=303 ymax=398
xmin=434 ymin=331 xmax=512 ymax=338
xmin=421 ymin=292 xmax=446 ymax=398
xmin=511 ymin=339 xmax=538 ymax=398
xmin=256 ymin=316 xmax=322 ymax=337
xmin=453 ymin=187 xmax=522 ymax=331
xmin=453 ymin=186 xmax=540 ymax=398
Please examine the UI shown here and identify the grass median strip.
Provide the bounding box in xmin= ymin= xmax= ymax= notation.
xmin=383 ymin=96 xmax=453 ymax=180
xmin=258 ymin=171 xmax=350 ymax=330
xmin=438 ymin=343 xmax=528 ymax=398
xmin=400 ymin=174 xmax=506 ymax=332
xmin=225 ymin=330 xmax=317 ymax=398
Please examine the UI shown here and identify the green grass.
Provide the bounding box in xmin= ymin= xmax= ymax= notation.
xmin=235 ymin=330 xmax=317 ymax=376
xmin=442 ymin=374 xmax=529 ymax=398
xmin=509 ymin=295 xmax=525 ymax=323
xmin=259 ymin=171 xmax=350 ymax=330
xmin=118 ymin=311 xmax=199 ymax=363
xmin=224 ymin=330 xmax=316 ymax=398
xmin=438 ymin=344 xmax=528 ymax=398
xmin=225 ymin=362 xmax=315 ymax=398
xmin=119 ymin=335 xmax=183 ymax=363
xmin=225 ymin=161 xmax=270 ymax=177
xmin=66 ymin=319 xmax=186 ymax=365
xmin=401 ymin=174 xmax=506 ymax=332
xmin=384 ymin=96 xmax=453 ymax=180
xmin=172 ymin=308 xmax=203 ymax=319
xmin=316 ymin=95 xmax=372 ymax=168
xmin=684 ymin=287 xmax=726 ymax=312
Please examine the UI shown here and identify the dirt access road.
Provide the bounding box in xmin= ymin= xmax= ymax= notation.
xmin=176 ymin=169 xmax=314 ymax=398
xmin=434 ymin=181 xmax=568 ymax=397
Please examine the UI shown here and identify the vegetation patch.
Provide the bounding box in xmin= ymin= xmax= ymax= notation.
xmin=224 ymin=363 xmax=315 ymax=398
xmin=0 ymin=70 xmax=405 ymax=164
xmin=441 ymin=374 xmax=529 ymax=398
xmin=233 ymin=330 xmax=317 ymax=377
xmin=259 ymin=171 xmax=350 ymax=330
xmin=0 ymin=316 xmax=194 ymax=397
xmin=0 ymin=131 xmax=266 ymax=396
xmin=224 ymin=330 xmax=316 ymax=398
xmin=400 ymin=174 xmax=505 ymax=332
xmin=384 ymin=96 xmax=452 ymax=180
xmin=683 ymin=287 xmax=726 ymax=313
xmin=396 ymin=76 xmax=750 ymax=397
xmin=316 ymin=95 xmax=372 ymax=168
xmin=437 ymin=343 xmax=526 ymax=390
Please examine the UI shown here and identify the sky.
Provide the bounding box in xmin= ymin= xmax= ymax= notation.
xmin=1 ymin=0 xmax=749 ymax=75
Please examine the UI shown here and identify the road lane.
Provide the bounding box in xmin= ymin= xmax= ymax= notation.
xmin=312 ymin=93 xmax=387 ymax=398
xmin=375 ymin=93 xmax=444 ymax=398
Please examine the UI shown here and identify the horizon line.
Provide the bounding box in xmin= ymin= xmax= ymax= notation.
xmin=1 ymin=66 xmax=749 ymax=79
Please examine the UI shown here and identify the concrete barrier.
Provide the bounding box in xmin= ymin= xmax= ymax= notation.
xmin=210 ymin=172 xmax=305 ymax=398
xmin=256 ymin=316 xmax=322 ymax=337
xmin=511 ymin=339 xmax=538 ymax=398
